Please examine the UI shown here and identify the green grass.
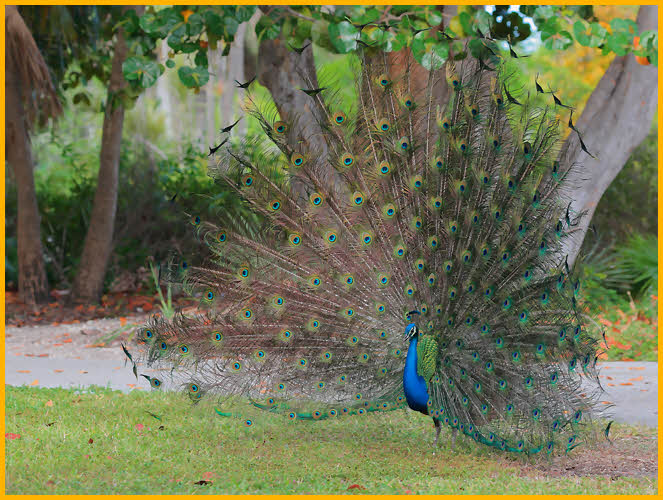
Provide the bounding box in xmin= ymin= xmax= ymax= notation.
xmin=5 ymin=386 xmax=657 ymax=494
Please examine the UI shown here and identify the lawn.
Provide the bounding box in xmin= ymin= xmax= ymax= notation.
xmin=5 ymin=385 xmax=657 ymax=494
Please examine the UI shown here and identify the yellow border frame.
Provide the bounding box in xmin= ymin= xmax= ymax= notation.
xmin=1 ymin=2 xmax=660 ymax=498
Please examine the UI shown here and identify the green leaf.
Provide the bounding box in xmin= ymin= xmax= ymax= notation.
xmin=474 ymin=9 xmax=493 ymax=35
xmin=122 ymin=9 xmax=140 ymax=34
xmin=165 ymin=59 xmax=175 ymax=69
xmin=194 ymin=50 xmax=208 ymax=68
xmin=311 ymin=20 xmax=334 ymax=52
xmin=203 ymin=11 xmax=225 ymax=36
xmin=607 ymin=31 xmax=630 ymax=56
xmin=610 ymin=18 xmax=638 ymax=40
xmin=362 ymin=26 xmax=399 ymax=52
xmin=178 ymin=65 xmax=209 ymax=88
xmin=224 ymin=16 xmax=239 ymax=38
xmin=328 ymin=21 xmax=359 ymax=54
xmin=412 ymin=34 xmax=449 ymax=70
xmin=122 ymin=56 xmax=160 ymax=88
xmin=547 ymin=30 xmax=573 ymax=51
xmin=255 ymin=15 xmax=281 ymax=41
xmin=139 ymin=8 xmax=181 ymax=38
xmin=573 ymin=20 xmax=606 ymax=48
xmin=185 ymin=13 xmax=204 ymax=37
xmin=234 ymin=6 xmax=257 ymax=23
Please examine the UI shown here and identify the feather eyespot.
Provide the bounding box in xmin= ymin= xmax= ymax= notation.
xmin=403 ymin=95 xmax=415 ymax=108
xmin=232 ymin=362 xmax=242 ymax=371
xmin=150 ymin=377 xmax=161 ymax=388
xmin=399 ymin=137 xmax=410 ymax=151
xmin=290 ymin=153 xmax=305 ymax=167
xmin=191 ymin=215 xmax=201 ymax=226
xmin=441 ymin=118 xmax=451 ymax=130
xmin=309 ymin=276 xmax=322 ymax=288
xmin=211 ymin=331 xmax=223 ymax=342
xmin=204 ymin=290 xmax=215 ymax=301
xmin=376 ymin=118 xmax=390 ymax=132
xmin=383 ymin=203 xmax=396 ymax=218
xmin=341 ymin=153 xmax=355 ymax=167
xmin=272 ymin=296 xmax=284 ymax=307
xmin=179 ymin=345 xmax=189 ymax=354
xmin=326 ymin=231 xmax=338 ymax=244
xmin=217 ymin=231 xmax=227 ymax=243
xmin=309 ymin=193 xmax=324 ymax=206
xmin=377 ymin=73 xmax=391 ymax=87
xmin=332 ymin=111 xmax=346 ymax=125
xmin=361 ymin=232 xmax=373 ymax=245
xmin=241 ymin=175 xmax=254 ymax=187
xmin=273 ymin=121 xmax=287 ymax=134
xmin=378 ymin=160 xmax=391 ymax=175
xmin=351 ymin=191 xmax=364 ymax=206
xmin=269 ymin=200 xmax=281 ymax=211
xmin=288 ymin=233 xmax=302 ymax=246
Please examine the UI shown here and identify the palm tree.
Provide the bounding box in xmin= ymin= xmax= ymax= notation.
xmin=5 ymin=5 xmax=61 ymax=305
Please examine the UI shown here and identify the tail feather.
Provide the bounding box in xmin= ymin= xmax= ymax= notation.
xmin=134 ymin=39 xmax=604 ymax=453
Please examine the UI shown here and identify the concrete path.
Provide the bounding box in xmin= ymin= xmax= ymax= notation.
xmin=5 ymin=346 xmax=658 ymax=427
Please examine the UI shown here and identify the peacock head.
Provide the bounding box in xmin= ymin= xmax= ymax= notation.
xmin=404 ymin=323 xmax=419 ymax=341
xmin=404 ymin=310 xmax=421 ymax=341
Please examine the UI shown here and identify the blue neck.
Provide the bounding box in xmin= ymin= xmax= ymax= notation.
xmin=402 ymin=336 xmax=430 ymax=414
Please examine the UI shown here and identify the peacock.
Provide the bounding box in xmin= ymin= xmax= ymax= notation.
xmin=130 ymin=32 xmax=608 ymax=455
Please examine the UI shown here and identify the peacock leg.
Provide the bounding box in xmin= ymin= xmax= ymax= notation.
xmin=450 ymin=428 xmax=458 ymax=451
xmin=433 ymin=418 xmax=442 ymax=446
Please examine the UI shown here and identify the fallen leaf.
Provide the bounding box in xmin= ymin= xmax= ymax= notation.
xmin=30 ymin=379 xmax=39 ymax=386
xmin=88 ymin=438 xmax=94 ymax=444
xmin=63 ymin=338 xmax=73 ymax=344
xmin=5 ymin=433 xmax=21 ymax=440
xmin=37 ymin=354 xmax=49 ymax=358
xmin=79 ymin=370 xmax=88 ymax=374
xmin=607 ymin=383 xmax=615 ymax=387
xmin=619 ymin=382 xmax=633 ymax=386
xmin=628 ymin=376 xmax=644 ymax=382
xmin=629 ymin=366 xmax=645 ymax=371
xmin=135 ymin=424 xmax=144 ymax=431
xmin=54 ymin=369 xmax=64 ymax=373
xmin=605 ymin=376 xmax=613 ymax=380
xmin=45 ymin=400 xmax=54 ymax=407
xmin=202 ymin=472 xmax=214 ymax=479
xmin=348 ymin=484 xmax=366 ymax=490
xmin=17 ymin=370 xmax=30 ymax=374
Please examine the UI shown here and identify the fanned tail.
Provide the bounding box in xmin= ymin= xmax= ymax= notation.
xmin=133 ymin=38 xmax=605 ymax=452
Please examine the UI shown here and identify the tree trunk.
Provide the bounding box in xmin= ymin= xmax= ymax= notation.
xmin=559 ymin=5 xmax=658 ymax=265
xmin=70 ymin=8 xmax=138 ymax=303
xmin=5 ymin=36 xmax=49 ymax=305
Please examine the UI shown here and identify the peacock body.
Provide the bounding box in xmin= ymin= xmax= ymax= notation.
xmin=132 ymin=34 xmax=606 ymax=454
